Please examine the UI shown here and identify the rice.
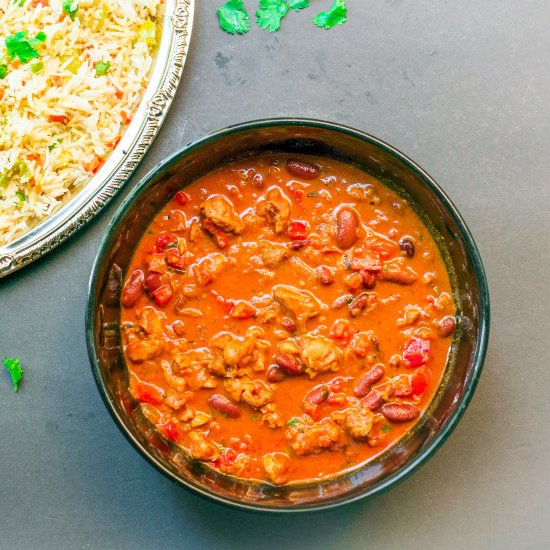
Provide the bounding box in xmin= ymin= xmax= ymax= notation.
xmin=0 ymin=0 xmax=162 ymax=245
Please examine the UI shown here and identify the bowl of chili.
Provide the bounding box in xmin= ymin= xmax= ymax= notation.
xmin=86 ymin=118 xmax=489 ymax=512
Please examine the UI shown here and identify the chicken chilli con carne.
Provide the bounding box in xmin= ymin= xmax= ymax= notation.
xmin=120 ymin=155 xmax=456 ymax=485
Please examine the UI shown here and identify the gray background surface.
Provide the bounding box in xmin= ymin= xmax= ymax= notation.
xmin=1 ymin=1 xmax=549 ymax=548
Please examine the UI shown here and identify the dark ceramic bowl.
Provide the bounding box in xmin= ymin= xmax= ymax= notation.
xmin=86 ymin=119 xmax=489 ymax=512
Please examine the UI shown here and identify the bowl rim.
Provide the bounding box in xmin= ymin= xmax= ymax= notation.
xmin=86 ymin=117 xmax=490 ymax=513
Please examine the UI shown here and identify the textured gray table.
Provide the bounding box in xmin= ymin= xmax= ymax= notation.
xmin=1 ymin=1 xmax=549 ymax=548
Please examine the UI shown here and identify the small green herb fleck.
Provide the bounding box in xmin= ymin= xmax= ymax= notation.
xmin=3 ymin=357 xmax=23 ymax=392
xmin=15 ymin=191 xmax=25 ymax=203
xmin=286 ymin=418 xmax=299 ymax=427
xmin=250 ymin=414 xmax=258 ymax=421
xmin=0 ymin=65 xmax=8 ymax=79
xmin=217 ymin=0 xmax=251 ymax=35
xmin=63 ymin=0 xmax=79 ymax=19
xmin=94 ymin=61 xmax=110 ymax=76
xmin=48 ymin=139 xmax=60 ymax=152
xmin=381 ymin=424 xmax=391 ymax=433
xmin=5 ymin=31 xmax=47 ymax=65
xmin=313 ymin=0 xmax=347 ymax=30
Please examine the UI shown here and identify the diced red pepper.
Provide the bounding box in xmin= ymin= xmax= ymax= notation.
xmin=155 ymin=232 xmax=178 ymax=252
xmin=214 ymin=448 xmax=237 ymax=468
xmin=287 ymin=185 xmax=305 ymax=202
xmin=411 ymin=371 xmax=429 ymax=395
xmin=151 ymin=284 xmax=173 ymax=307
xmin=229 ymin=300 xmax=257 ymax=320
xmin=350 ymin=250 xmax=382 ymax=272
xmin=202 ymin=218 xmax=229 ymax=249
xmin=158 ymin=421 xmax=180 ymax=443
xmin=329 ymin=319 xmax=357 ymax=344
xmin=288 ymin=220 xmax=309 ymax=241
xmin=166 ymin=249 xmax=188 ymax=270
xmin=363 ymin=233 xmax=397 ymax=259
xmin=403 ymin=337 xmax=431 ymax=367
xmin=174 ymin=191 xmax=190 ymax=206
xmin=132 ymin=381 xmax=163 ymax=405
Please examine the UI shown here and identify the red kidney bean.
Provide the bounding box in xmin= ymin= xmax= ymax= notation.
xmin=361 ymin=390 xmax=384 ymax=411
xmin=437 ymin=315 xmax=456 ymax=337
xmin=280 ymin=317 xmax=297 ymax=333
xmin=122 ymin=270 xmax=144 ymax=307
xmin=336 ymin=208 xmax=358 ymax=249
xmin=353 ymin=364 xmax=385 ymax=397
xmin=304 ymin=386 xmax=330 ymax=405
xmin=286 ymin=159 xmax=320 ymax=180
xmin=316 ymin=265 xmax=335 ymax=285
xmin=349 ymin=292 xmax=372 ymax=317
xmin=208 ymin=394 xmax=240 ymax=418
xmin=381 ymin=403 xmax=419 ymax=423
xmin=399 ymin=237 xmax=415 ymax=257
xmin=274 ymin=354 xmax=304 ymax=375
xmin=266 ymin=365 xmax=285 ymax=383
xmin=359 ymin=269 xmax=376 ymax=289
xmin=332 ymin=294 xmax=354 ymax=309
xmin=145 ymin=271 xmax=162 ymax=292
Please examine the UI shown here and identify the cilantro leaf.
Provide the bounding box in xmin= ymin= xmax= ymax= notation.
xmin=381 ymin=424 xmax=391 ymax=434
xmin=5 ymin=31 xmax=47 ymax=65
xmin=94 ymin=61 xmax=110 ymax=76
xmin=313 ymin=0 xmax=347 ymax=29
xmin=0 ymin=65 xmax=7 ymax=79
xmin=256 ymin=0 xmax=290 ymax=32
xmin=288 ymin=0 xmax=309 ymax=11
xmin=63 ymin=0 xmax=79 ymax=19
xmin=286 ymin=418 xmax=299 ymax=427
xmin=3 ymin=357 xmax=23 ymax=392
xmin=217 ymin=0 xmax=251 ymax=35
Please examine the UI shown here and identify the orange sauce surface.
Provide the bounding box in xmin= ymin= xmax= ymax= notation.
xmin=120 ymin=155 xmax=456 ymax=484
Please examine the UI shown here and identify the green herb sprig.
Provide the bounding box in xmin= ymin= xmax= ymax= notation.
xmin=3 ymin=357 xmax=23 ymax=392
xmin=217 ymin=0 xmax=347 ymax=34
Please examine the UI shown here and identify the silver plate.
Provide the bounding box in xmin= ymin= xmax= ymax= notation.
xmin=0 ymin=0 xmax=195 ymax=278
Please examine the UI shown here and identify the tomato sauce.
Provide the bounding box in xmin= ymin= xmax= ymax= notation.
xmin=120 ymin=154 xmax=456 ymax=484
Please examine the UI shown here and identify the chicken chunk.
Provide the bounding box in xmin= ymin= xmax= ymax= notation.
xmin=171 ymin=349 xmax=219 ymax=390
xmin=259 ymin=240 xmax=289 ymax=267
xmin=260 ymin=402 xmax=284 ymax=429
xmin=138 ymin=307 xmax=165 ymax=336
xmin=241 ymin=379 xmax=274 ymax=408
xmin=172 ymin=348 xmax=226 ymax=377
xmin=126 ymin=339 xmax=164 ymax=362
xmin=331 ymin=407 xmax=374 ymax=439
xmin=200 ymin=195 xmax=245 ymax=234
xmin=210 ymin=327 xmax=269 ymax=374
xmin=273 ymin=284 xmax=324 ymax=332
xmin=258 ymin=187 xmax=291 ymax=234
xmin=285 ymin=417 xmax=345 ymax=456
xmin=188 ymin=431 xmax=220 ymax=462
xmin=300 ymin=335 xmax=341 ymax=378
xmin=189 ymin=253 xmax=226 ymax=286
xmin=262 ymin=452 xmax=291 ymax=484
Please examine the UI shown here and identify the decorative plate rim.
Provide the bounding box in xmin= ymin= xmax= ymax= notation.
xmin=0 ymin=0 xmax=195 ymax=278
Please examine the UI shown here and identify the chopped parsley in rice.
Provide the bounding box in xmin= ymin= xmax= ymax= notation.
xmin=0 ymin=0 xmax=162 ymax=245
